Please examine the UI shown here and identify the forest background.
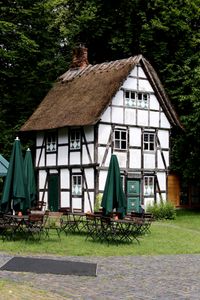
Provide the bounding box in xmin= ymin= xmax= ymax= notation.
xmin=0 ymin=0 xmax=200 ymax=185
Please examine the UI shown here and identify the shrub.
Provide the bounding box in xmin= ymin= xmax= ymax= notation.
xmin=146 ymin=201 xmax=176 ymax=220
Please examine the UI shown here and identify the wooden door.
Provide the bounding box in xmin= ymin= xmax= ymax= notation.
xmin=48 ymin=174 xmax=59 ymax=211
xmin=127 ymin=179 xmax=141 ymax=213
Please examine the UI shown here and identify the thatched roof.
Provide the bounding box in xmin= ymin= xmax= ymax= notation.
xmin=20 ymin=55 xmax=182 ymax=132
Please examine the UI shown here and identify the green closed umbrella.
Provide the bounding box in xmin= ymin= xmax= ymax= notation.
xmin=24 ymin=148 xmax=36 ymax=207
xmin=1 ymin=137 xmax=29 ymax=213
xmin=101 ymin=154 xmax=127 ymax=218
xmin=0 ymin=154 xmax=9 ymax=177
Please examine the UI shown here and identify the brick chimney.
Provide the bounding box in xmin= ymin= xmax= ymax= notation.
xmin=71 ymin=45 xmax=89 ymax=69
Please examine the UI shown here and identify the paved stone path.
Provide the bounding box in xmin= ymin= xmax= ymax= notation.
xmin=0 ymin=253 xmax=200 ymax=299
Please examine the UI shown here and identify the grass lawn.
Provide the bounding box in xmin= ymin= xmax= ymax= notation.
xmin=0 ymin=209 xmax=200 ymax=256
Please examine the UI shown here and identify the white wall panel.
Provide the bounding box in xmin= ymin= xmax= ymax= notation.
xmin=60 ymin=192 xmax=70 ymax=207
xmin=70 ymin=152 xmax=80 ymax=164
xmin=129 ymin=127 xmax=141 ymax=147
xmin=149 ymin=111 xmax=159 ymax=127
xmin=39 ymin=191 xmax=48 ymax=205
xmin=156 ymin=172 xmax=166 ymax=191
xmin=36 ymin=148 xmax=45 ymax=167
xmin=72 ymin=198 xmax=82 ymax=210
xmin=129 ymin=66 xmax=137 ymax=77
xmin=82 ymin=144 xmax=94 ymax=164
xmin=84 ymin=192 xmax=94 ymax=212
xmin=112 ymin=90 xmax=123 ymax=106
xmin=84 ymin=168 xmax=94 ymax=189
xmin=138 ymin=79 xmax=154 ymax=92
xmin=158 ymin=130 xmax=169 ymax=149
xmin=160 ymin=112 xmax=170 ymax=129
xmin=101 ymin=106 xmax=111 ymax=122
xmin=150 ymin=94 xmax=159 ymax=110
xmin=125 ymin=108 xmax=136 ymax=125
xmin=58 ymin=146 xmax=68 ymax=165
xmin=144 ymin=153 xmax=155 ymax=169
xmin=98 ymin=124 xmax=111 ymax=144
xmin=129 ymin=149 xmax=141 ymax=168
xmin=99 ymin=170 xmax=108 ymax=191
xmin=46 ymin=153 xmax=56 ymax=166
xmin=122 ymin=77 xmax=137 ymax=90
xmin=111 ymin=106 xmax=123 ymax=124
xmin=137 ymin=110 xmax=148 ymax=126
xmin=138 ymin=66 xmax=146 ymax=78
xmin=39 ymin=170 xmax=47 ymax=189
xmin=60 ymin=169 xmax=69 ymax=189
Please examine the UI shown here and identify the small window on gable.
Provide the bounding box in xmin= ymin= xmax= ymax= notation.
xmin=114 ymin=129 xmax=127 ymax=150
xmin=144 ymin=176 xmax=154 ymax=196
xmin=72 ymin=175 xmax=82 ymax=196
xmin=125 ymin=90 xmax=149 ymax=109
xmin=143 ymin=132 xmax=155 ymax=151
xmin=70 ymin=129 xmax=81 ymax=150
xmin=46 ymin=132 xmax=57 ymax=152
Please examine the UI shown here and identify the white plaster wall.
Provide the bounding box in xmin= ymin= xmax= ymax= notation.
xmin=99 ymin=170 xmax=108 ymax=191
xmin=122 ymin=77 xmax=137 ymax=90
xmin=112 ymin=90 xmax=123 ymax=106
xmin=39 ymin=170 xmax=47 ymax=189
xmin=157 ymin=172 xmax=166 ymax=191
xmin=138 ymin=66 xmax=146 ymax=78
xmin=138 ymin=79 xmax=154 ymax=92
xmin=143 ymin=153 xmax=155 ymax=169
xmin=98 ymin=124 xmax=111 ymax=144
xmin=84 ymin=168 xmax=94 ymax=189
xmin=129 ymin=149 xmax=141 ymax=169
xmin=60 ymin=169 xmax=69 ymax=189
xmin=72 ymin=198 xmax=82 ymax=210
xmin=149 ymin=111 xmax=159 ymax=128
xmin=101 ymin=106 xmax=111 ymax=122
xmin=129 ymin=66 xmax=137 ymax=77
xmin=60 ymin=192 xmax=70 ymax=207
xmin=137 ymin=110 xmax=148 ymax=127
xmin=111 ymin=106 xmax=123 ymax=124
xmin=84 ymin=192 xmax=94 ymax=212
xmin=98 ymin=146 xmax=112 ymax=167
xmin=124 ymin=108 xmax=136 ymax=125
xmin=36 ymin=148 xmax=45 ymax=167
xmin=150 ymin=94 xmax=159 ymax=110
xmin=39 ymin=191 xmax=48 ymax=206
xmin=158 ymin=151 xmax=169 ymax=168
xmin=113 ymin=152 xmax=126 ymax=168
xmin=160 ymin=112 xmax=171 ymax=129
xmin=158 ymin=130 xmax=169 ymax=149
xmin=129 ymin=127 xmax=141 ymax=147
xmin=82 ymin=144 xmax=94 ymax=164
xmin=46 ymin=153 xmax=56 ymax=166
xmin=70 ymin=151 xmax=80 ymax=164
xmin=58 ymin=145 xmax=68 ymax=165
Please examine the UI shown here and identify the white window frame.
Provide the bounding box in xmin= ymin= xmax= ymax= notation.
xmin=46 ymin=132 xmax=57 ymax=152
xmin=114 ymin=129 xmax=127 ymax=150
xmin=72 ymin=175 xmax=82 ymax=196
xmin=144 ymin=176 xmax=154 ymax=196
xmin=143 ymin=132 xmax=155 ymax=151
xmin=70 ymin=129 xmax=81 ymax=150
xmin=125 ymin=90 xmax=149 ymax=109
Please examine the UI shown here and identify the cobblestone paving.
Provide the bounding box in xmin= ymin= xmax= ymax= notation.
xmin=0 ymin=253 xmax=200 ymax=299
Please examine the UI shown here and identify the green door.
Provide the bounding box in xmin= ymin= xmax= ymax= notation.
xmin=48 ymin=174 xmax=59 ymax=211
xmin=127 ymin=179 xmax=141 ymax=213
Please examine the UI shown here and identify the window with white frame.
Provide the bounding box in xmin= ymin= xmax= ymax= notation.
xmin=144 ymin=176 xmax=154 ymax=196
xmin=114 ymin=129 xmax=127 ymax=150
xmin=46 ymin=132 xmax=57 ymax=152
xmin=70 ymin=129 xmax=81 ymax=150
xmin=125 ymin=90 xmax=149 ymax=109
xmin=143 ymin=132 xmax=155 ymax=151
xmin=72 ymin=175 xmax=82 ymax=196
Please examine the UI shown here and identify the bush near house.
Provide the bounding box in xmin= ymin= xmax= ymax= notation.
xmin=146 ymin=202 xmax=176 ymax=220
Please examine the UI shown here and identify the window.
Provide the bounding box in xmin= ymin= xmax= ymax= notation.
xmin=144 ymin=176 xmax=154 ymax=196
xmin=143 ymin=132 xmax=155 ymax=151
xmin=125 ymin=91 xmax=149 ymax=109
xmin=46 ymin=133 xmax=57 ymax=152
xmin=72 ymin=175 xmax=82 ymax=196
xmin=114 ymin=129 xmax=127 ymax=150
xmin=70 ymin=129 xmax=81 ymax=150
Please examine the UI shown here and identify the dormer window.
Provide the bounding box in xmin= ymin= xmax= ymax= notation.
xmin=70 ymin=129 xmax=81 ymax=150
xmin=46 ymin=132 xmax=57 ymax=152
xmin=125 ymin=91 xmax=149 ymax=109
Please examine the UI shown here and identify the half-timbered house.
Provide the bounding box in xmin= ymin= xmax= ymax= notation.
xmin=20 ymin=47 xmax=182 ymax=213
